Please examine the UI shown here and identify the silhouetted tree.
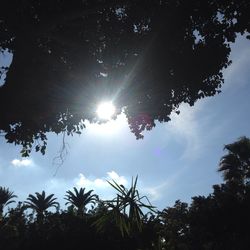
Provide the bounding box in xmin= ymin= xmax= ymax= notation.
xmin=65 ymin=187 xmax=98 ymax=216
xmin=0 ymin=187 xmax=17 ymax=217
xmin=159 ymin=200 xmax=190 ymax=250
xmin=0 ymin=202 xmax=28 ymax=250
xmin=218 ymin=136 xmax=250 ymax=189
xmin=0 ymin=0 xmax=250 ymax=156
xmin=25 ymin=191 xmax=59 ymax=221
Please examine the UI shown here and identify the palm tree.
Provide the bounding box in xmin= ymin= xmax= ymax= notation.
xmin=65 ymin=187 xmax=98 ymax=216
xmin=25 ymin=191 xmax=59 ymax=219
xmin=0 ymin=187 xmax=17 ymax=217
xmin=218 ymin=136 xmax=250 ymax=187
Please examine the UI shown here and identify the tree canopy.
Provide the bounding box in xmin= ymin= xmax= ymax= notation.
xmin=0 ymin=0 xmax=249 ymax=155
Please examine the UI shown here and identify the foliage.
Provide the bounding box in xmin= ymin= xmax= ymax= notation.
xmin=218 ymin=136 xmax=250 ymax=187
xmin=94 ymin=176 xmax=155 ymax=236
xmin=25 ymin=191 xmax=59 ymax=219
xmin=159 ymin=200 xmax=190 ymax=250
xmin=0 ymin=0 xmax=250 ymax=155
xmin=65 ymin=187 xmax=98 ymax=216
xmin=0 ymin=187 xmax=17 ymax=216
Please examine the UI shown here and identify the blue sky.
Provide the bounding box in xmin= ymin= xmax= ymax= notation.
xmin=0 ymin=35 xmax=250 ymax=211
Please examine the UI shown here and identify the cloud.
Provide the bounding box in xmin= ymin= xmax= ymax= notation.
xmin=75 ymin=173 xmax=108 ymax=188
xmin=143 ymin=166 xmax=188 ymax=202
xmin=144 ymin=184 xmax=165 ymax=201
xmin=73 ymin=170 xmax=129 ymax=200
xmin=106 ymin=170 xmax=128 ymax=185
xmin=75 ymin=171 xmax=128 ymax=188
xmin=11 ymin=159 xmax=33 ymax=167
xmin=167 ymin=102 xmax=203 ymax=160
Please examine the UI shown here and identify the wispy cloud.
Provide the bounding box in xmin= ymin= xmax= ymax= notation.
xmin=11 ymin=159 xmax=33 ymax=167
xmin=167 ymin=102 xmax=204 ymax=160
xmin=144 ymin=182 xmax=167 ymax=202
xmin=143 ymin=165 xmax=188 ymax=202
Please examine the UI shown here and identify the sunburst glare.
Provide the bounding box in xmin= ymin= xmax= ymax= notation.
xmin=96 ymin=101 xmax=116 ymax=120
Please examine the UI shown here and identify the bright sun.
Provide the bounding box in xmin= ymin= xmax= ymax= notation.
xmin=96 ymin=101 xmax=116 ymax=120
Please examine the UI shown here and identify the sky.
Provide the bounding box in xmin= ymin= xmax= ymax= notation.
xmin=0 ymin=35 xmax=250 ymax=212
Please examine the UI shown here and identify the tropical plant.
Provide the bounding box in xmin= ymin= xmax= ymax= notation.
xmin=95 ymin=176 xmax=155 ymax=236
xmin=65 ymin=187 xmax=98 ymax=216
xmin=218 ymin=136 xmax=250 ymax=187
xmin=0 ymin=187 xmax=17 ymax=216
xmin=25 ymin=191 xmax=59 ymax=219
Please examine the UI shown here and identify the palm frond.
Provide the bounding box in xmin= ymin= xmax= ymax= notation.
xmin=64 ymin=187 xmax=97 ymax=214
xmin=25 ymin=191 xmax=58 ymax=215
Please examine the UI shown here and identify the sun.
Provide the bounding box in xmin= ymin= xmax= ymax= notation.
xmin=96 ymin=101 xmax=116 ymax=120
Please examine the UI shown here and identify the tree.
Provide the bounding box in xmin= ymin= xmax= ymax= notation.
xmin=159 ymin=200 xmax=190 ymax=250
xmin=25 ymin=191 xmax=59 ymax=220
xmin=0 ymin=187 xmax=17 ymax=217
xmin=218 ymin=136 xmax=250 ymax=191
xmin=65 ymin=187 xmax=98 ymax=216
xmin=0 ymin=0 xmax=250 ymax=156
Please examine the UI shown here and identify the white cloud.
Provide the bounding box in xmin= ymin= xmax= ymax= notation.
xmin=11 ymin=159 xmax=33 ymax=167
xmin=73 ymin=171 xmax=128 ymax=200
xmin=107 ymin=170 xmax=128 ymax=185
xmin=75 ymin=170 xmax=128 ymax=188
xmin=75 ymin=173 xmax=107 ymax=188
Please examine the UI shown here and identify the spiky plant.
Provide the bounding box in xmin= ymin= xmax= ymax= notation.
xmin=95 ymin=176 xmax=155 ymax=236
